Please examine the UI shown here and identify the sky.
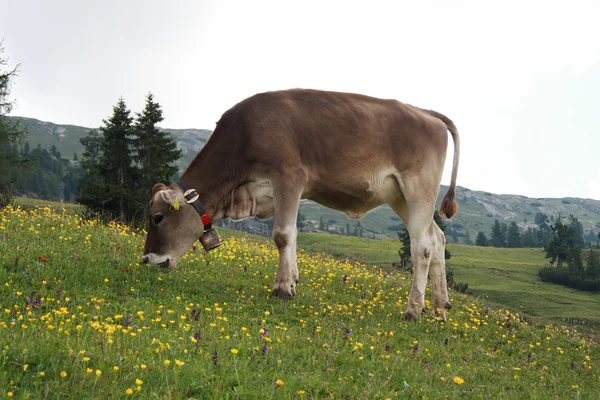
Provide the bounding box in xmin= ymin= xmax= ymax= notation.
xmin=1 ymin=0 xmax=599 ymax=200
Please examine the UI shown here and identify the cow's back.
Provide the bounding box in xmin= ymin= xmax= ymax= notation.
xmin=201 ymin=89 xmax=450 ymax=217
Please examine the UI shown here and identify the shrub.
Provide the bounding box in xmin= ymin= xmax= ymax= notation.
xmin=538 ymin=266 xmax=600 ymax=292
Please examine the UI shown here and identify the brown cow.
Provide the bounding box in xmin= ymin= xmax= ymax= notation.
xmin=142 ymin=89 xmax=459 ymax=320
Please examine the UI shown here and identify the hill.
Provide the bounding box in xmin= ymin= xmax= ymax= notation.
xmin=1 ymin=203 xmax=598 ymax=398
xmin=12 ymin=116 xmax=600 ymax=243
xmin=10 ymin=116 xmax=210 ymax=173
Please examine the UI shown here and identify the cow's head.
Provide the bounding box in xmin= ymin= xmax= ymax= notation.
xmin=142 ymin=183 xmax=219 ymax=269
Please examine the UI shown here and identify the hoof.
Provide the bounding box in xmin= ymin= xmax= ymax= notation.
xmin=404 ymin=310 xmax=419 ymax=321
xmin=272 ymin=286 xmax=296 ymax=300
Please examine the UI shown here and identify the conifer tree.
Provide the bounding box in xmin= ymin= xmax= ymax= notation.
xmin=77 ymin=129 xmax=105 ymax=209
xmin=490 ymin=220 xmax=507 ymax=247
xmin=544 ymin=216 xmax=573 ymax=268
xmin=507 ymin=222 xmax=522 ymax=248
xmin=568 ymin=214 xmax=584 ymax=248
xmin=475 ymin=231 xmax=488 ymax=246
xmin=97 ymin=98 xmax=136 ymax=219
xmin=132 ymin=93 xmax=181 ymax=216
xmin=586 ymin=249 xmax=600 ymax=279
xmin=0 ymin=42 xmax=26 ymax=206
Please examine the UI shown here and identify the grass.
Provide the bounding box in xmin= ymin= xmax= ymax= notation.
xmin=14 ymin=197 xmax=85 ymax=214
xmin=447 ymin=245 xmax=600 ymax=335
xmin=297 ymin=234 xmax=600 ymax=336
xmin=1 ymin=204 xmax=599 ymax=398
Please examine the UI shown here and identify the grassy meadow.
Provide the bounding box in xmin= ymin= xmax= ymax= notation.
xmin=296 ymin=234 xmax=600 ymax=335
xmin=0 ymin=202 xmax=599 ymax=398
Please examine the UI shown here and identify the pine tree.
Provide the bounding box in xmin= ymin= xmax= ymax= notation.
xmin=97 ymin=98 xmax=136 ymax=220
xmin=296 ymin=211 xmax=305 ymax=230
xmin=586 ymin=250 xmax=600 ymax=279
xmin=544 ymin=217 xmax=573 ymax=268
xmin=475 ymin=231 xmax=488 ymax=246
xmin=507 ymin=222 xmax=522 ymax=248
xmin=132 ymin=93 xmax=181 ymax=216
xmin=567 ymin=245 xmax=584 ymax=277
xmin=521 ymin=227 xmax=538 ymax=247
xmin=490 ymin=220 xmax=507 ymax=247
xmin=77 ymin=129 xmax=105 ymax=209
xmin=568 ymin=214 xmax=584 ymax=248
xmin=397 ymin=228 xmax=412 ymax=270
xmin=0 ymin=42 xmax=26 ymax=206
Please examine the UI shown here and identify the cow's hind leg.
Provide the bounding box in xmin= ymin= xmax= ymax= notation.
xmin=271 ymin=179 xmax=303 ymax=300
xmin=390 ymin=198 xmax=437 ymax=320
xmin=429 ymin=221 xmax=451 ymax=320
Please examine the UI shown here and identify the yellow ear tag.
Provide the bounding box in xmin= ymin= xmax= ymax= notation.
xmin=173 ymin=197 xmax=180 ymax=211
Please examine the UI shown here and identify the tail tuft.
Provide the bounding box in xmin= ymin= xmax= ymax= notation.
xmin=439 ymin=190 xmax=459 ymax=219
xmin=422 ymin=108 xmax=460 ymax=220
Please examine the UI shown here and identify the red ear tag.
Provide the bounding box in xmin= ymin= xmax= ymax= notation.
xmin=201 ymin=213 xmax=211 ymax=225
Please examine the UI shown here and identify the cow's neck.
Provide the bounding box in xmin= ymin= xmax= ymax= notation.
xmin=179 ymin=153 xmax=238 ymax=223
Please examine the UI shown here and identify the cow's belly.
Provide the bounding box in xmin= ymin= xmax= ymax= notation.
xmin=304 ymin=170 xmax=401 ymax=218
xmin=224 ymin=170 xmax=401 ymax=221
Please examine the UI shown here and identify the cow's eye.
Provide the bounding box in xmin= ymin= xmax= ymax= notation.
xmin=153 ymin=213 xmax=164 ymax=226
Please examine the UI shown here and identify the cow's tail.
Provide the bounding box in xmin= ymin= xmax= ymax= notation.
xmin=424 ymin=109 xmax=460 ymax=219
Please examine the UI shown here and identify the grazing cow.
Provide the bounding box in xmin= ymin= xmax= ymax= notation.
xmin=142 ymin=89 xmax=459 ymax=320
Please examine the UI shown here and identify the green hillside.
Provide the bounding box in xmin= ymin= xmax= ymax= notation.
xmin=2 ymin=202 xmax=598 ymax=398
xmin=294 ymin=233 xmax=600 ymax=335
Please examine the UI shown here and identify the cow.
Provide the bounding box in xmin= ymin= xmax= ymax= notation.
xmin=142 ymin=89 xmax=460 ymax=320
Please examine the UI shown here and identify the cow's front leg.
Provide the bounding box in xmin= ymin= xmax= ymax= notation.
xmin=272 ymin=225 xmax=298 ymax=299
xmin=271 ymin=181 xmax=303 ymax=300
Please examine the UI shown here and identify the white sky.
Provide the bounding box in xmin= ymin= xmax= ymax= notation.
xmin=1 ymin=0 xmax=599 ymax=199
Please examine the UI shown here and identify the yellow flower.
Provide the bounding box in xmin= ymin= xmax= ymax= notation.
xmin=453 ymin=376 xmax=465 ymax=385
xmin=86 ymin=368 xmax=93 ymax=374
xmin=23 ymin=364 xmax=28 ymax=371
xmin=163 ymin=359 xmax=171 ymax=367
xmin=135 ymin=378 xmax=143 ymax=385
xmin=82 ymin=357 xmax=90 ymax=362
xmin=572 ymin=385 xmax=579 ymax=389
xmin=140 ymin=364 xmax=147 ymax=370
xmin=7 ymin=392 xmax=13 ymax=398
xmin=125 ymin=388 xmax=133 ymax=395
xmin=230 ymin=348 xmax=239 ymax=355
xmin=113 ymin=366 xmax=119 ymax=371
xmin=275 ymin=379 xmax=285 ymax=387
xmin=175 ymin=360 xmax=185 ymax=367
xmin=60 ymin=371 xmax=67 ymax=378
xmin=39 ymin=372 xmax=45 ymax=377
xmin=95 ymin=369 xmax=102 ymax=377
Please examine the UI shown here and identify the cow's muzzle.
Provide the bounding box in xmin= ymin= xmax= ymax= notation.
xmin=141 ymin=254 xmax=175 ymax=269
xmin=200 ymin=228 xmax=221 ymax=251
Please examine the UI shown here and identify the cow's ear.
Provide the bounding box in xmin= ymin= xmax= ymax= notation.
xmin=152 ymin=183 xmax=168 ymax=197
